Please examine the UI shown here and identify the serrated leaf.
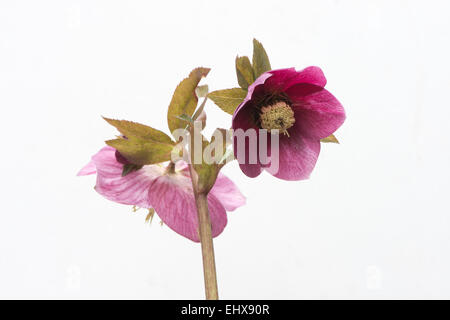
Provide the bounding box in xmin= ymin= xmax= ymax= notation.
xmin=122 ymin=163 xmax=143 ymax=177
xmin=321 ymin=134 xmax=340 ymax=144
xmin=235 ymin=56 xmax=254 ymax=89
xmin=252 ymin=39 xmax=271 ymax=78
xmin=167 ymin=67 xmax=210 ymax=135
xmin=103 ymin=117 xmax=173 ymax=144
xmin=106 ymin=136 xmax=174 ymax=166
xmin=208 ymin=88 xmax=247 ymax=115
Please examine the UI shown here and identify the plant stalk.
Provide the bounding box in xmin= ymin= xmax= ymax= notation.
xmin=194 ymin=192 xmax=219 ymax=300
xmin=186 ymin=120 xmax=219 ymax=300
xmin=187 ymin=160 xmax=219 ymax=300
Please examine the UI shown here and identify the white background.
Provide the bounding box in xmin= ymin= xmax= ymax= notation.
xmin=1 ymin=0 xmax=450 ymax=299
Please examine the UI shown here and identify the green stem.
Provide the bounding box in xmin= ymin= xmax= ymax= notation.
xmin=188 ymin=163 xmax=219 ymax=300
xmin=194 ymin=192 xmax=219 ymax=300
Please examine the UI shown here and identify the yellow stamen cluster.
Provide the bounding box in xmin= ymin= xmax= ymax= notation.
xmin=259 ymin=101 xmax=295 ymax=136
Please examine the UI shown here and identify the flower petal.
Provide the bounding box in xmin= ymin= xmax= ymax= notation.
xmin=210 ymin=173 xmax=246 ymax=211
xmin=233 ymin=129 xmax=263 ymax=178
xmin=232 ymin=101 xmax=263 ymax=178
xmin=239 ymin=163 xmax=263 ymax=178
xmin=92 ymin=146 xmax=161 ymax=208
xmin=232 ymin=72 xmax=272 ymax=119
xmin=176 ymin=161 xmax=246 ymax=212
xmin=282 ymin=66 xmax=327 ymax=89
xmin=288 ymin=86 xmax=346 ymax=139
xmin=264 ymin=67 xmax=327 ymax=92
xmin=148 ymin=173 xmax=227 ymax=242
xmin=77 ymin=160 xmax=97 ymax=176
xmin=265 ymin=134 xmax=320 ymax=181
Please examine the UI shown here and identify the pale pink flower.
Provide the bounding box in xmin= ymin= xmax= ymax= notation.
xmin=78 ymin=146 xmax=245 ymax=242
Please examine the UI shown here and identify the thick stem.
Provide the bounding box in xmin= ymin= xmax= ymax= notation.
xmin=185 ymin=125 xmax=219 ymax=300
xmin=194 ymin=192 xmax=219 ymax=300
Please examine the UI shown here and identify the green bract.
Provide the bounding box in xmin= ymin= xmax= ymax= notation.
xmin=103 ymin=118 xmax=176 ymax=166
xmin=209 ymin=38 xmax=271 ymax=116
xmin=321 ymin=134 xmax=340 ymax=144
xmin=235 ymin=56 xmax=254 ymax=89
xmin=252 ymin=38 xmax=271 ymax=78
xmin=207 ymin=88 xmax=247 ymax=115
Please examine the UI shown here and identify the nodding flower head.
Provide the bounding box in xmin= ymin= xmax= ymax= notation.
xmin=78 ymin=146 xmax=246 ymax=242
xmin=232 ymin=67 xmax=346 ymax=180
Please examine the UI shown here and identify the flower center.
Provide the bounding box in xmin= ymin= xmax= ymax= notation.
xmin=259 ymin=101 xmax=295 ymax=136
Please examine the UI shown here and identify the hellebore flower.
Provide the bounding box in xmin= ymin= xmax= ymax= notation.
xmin=232 ymin=67 xmax=346 ymax=180
xmin=78 ymin=146 xmax=246 ymax=242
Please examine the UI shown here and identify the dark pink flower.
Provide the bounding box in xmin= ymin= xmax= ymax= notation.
xmin=78 ymin=146 xmax=245 ymax=242
xmin=232 ymin=67 xmax=345 ymax=180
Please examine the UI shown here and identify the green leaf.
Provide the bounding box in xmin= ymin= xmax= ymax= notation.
xmin=235 ymin=56 xmax=254 ymax=89
xmin=103 ymin=117 xmax=173 ymax=144
xmin=167 ymin=67 xmax=210 ymax=135
xmin=208 ymin=88 xmax=247 ymax=115
xmin=122 ymin=163 xmax=143 ymax=177
xmin=252 ymin=38 xmax=271 ymax=78
xmin=321 ymin=134 xmax=340 ymax=144
xmin=106 ymin=136 xmax=174 ymax=166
